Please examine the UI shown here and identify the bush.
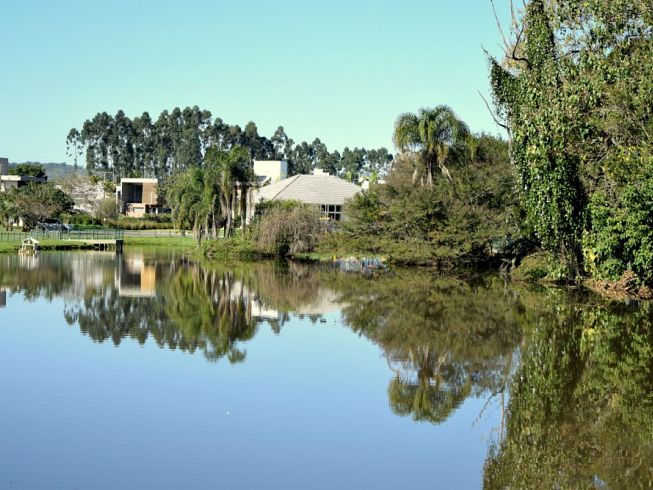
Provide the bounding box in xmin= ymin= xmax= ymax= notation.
xmin=326 ymin=153 xmax=522 ymax=267
xmin=106 ymin=215 xmax=173 ymax=230
xmin=511 ymin=252 xmax=561 ymax=282
xmin=61 ymin=211 xmax=102 ymax=227
xmin=583 ymin=171 xmax=653 ymax=286
xmin=200 ymin=235 xmax=262 ymax=260
xmin=96 ymin=198 xmax=119 ymax=220
xmin=254 ymin=202 xmax=326 ymax=256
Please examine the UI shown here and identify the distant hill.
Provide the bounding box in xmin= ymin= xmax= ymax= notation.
xmin=10 ymin=162 xmax=84 ymax=182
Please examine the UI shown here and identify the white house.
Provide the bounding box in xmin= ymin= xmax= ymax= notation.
xmin=255 ymin=169 xmax=361 ymax=221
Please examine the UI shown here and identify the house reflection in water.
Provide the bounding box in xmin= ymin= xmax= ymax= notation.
xmin=115 ymin=254 xmax=157 ymax=298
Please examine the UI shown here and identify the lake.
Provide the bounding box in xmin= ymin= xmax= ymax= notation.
xmin=0 ymin=250 xmax=651 ymax=489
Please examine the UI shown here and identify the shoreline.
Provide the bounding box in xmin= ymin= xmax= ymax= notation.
xmin=2 ymin=237 xmax=651 ymax=301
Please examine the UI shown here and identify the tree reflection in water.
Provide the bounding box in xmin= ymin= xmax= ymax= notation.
xmin=484 ymin=293 xmax=653 ymax=489
xmin=2 ymin=251 xmax=652 ymax=487
xmin=328 ymin=272 xmax=524 ymax=424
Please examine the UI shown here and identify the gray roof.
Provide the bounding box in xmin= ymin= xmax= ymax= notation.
xmin=256 ymin=174 xmax=361 ymax=205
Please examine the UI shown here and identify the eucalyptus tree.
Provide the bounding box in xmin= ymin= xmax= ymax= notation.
xmin=68 ymin=107 xmax=395 ymax=182
xmin=393 ymin=105 xmax=470 ymax=186
xmin=132 ymin=112 xmax=155 ymax=177
xmin=271 ymin=126 xmax=292 ymax=160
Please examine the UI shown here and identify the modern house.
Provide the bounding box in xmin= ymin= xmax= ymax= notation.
xmin=116 ymin=178 xmax=164 ymax=217
xmin=255 ymin=169 xmax=361 ymax=221
xmin=0 ymin=157 xmax=48 ymax=193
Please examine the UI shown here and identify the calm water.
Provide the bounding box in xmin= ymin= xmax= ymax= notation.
xmin=0 ymin=251 xmax=651 ymax=489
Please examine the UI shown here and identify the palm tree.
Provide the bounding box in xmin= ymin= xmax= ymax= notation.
xmin=205 ymin=145 xmax=254 ymax=238
xmin=167 ymin=145 xmax=255 ymax=242
xmin=167 ymin=166 xmax=212 ymax=243
xmin=393 ymin=105 xmax=470 ymax=186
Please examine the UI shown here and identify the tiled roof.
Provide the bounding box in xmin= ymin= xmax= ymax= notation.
xmin=256 ymin=174 xmax=361 ymax=205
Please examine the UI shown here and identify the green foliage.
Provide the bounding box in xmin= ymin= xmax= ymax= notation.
xmin=10 ymin=162 xmax=79 ymax=182
xmin=490 ymin=1 xmax=585 ymax=276
xmin=166 ymin=146 xmax=253 ymax=242
xmin=485 ymin=296 xmax=653 ymax=489
xmin=199 ymin=235 xmax=262 ymax=261
xmin=61 ymin=211 xmax=102 ymax=227
xmin=583 ymin=166 xmax=653 ymax=284
xmin=327 ymin=134 xmax=521 ymax=266
xmin=109 ymin=215 xmax=172 ymax=230
xmin=96 ymin=198 xmax=119 ymax=221
xmin=393 ymin=105 xmax=469 ymax=186
xmin=67 ymin=107 xmax=391 ymax=181
xmin=9 ymin=163 xmax=46 ymax=178
xmin=490 ymin=0 xmax=653 ymax=285
xmin=511 ymin=251 xmax=563 ymax=282
xmin=11 ymin=183 xmax=74 ymax=230
xmin=254 ymin=201 xmax=326 ymax=256
xmin=0 ymin=192 xmax=17 ymax=230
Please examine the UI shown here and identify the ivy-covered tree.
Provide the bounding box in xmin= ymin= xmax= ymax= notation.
xmin=490 ymin=0 xmax=653 ymax=285
xmin=490 ymin=0 xmax=586 ymax=277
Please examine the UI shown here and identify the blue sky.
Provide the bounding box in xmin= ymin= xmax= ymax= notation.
xmin=0 ymin=0 xmax=510 ymax=164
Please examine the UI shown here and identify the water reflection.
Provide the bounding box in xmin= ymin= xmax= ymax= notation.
xmin=484 ymin=293 xmax=653 ymax=489
xmin=1 ymin=251 xmax=652 ymax=487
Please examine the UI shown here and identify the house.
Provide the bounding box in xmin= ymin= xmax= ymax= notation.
xmin=116 ymin=178 xmax=164 ymax=217
xmin=0 ymin=157 xmax=48 ymax=192
xmin=255 ymin=169 xmax=361 ymax=221
xmin=253 ymin=160 xmax=287 ymax=185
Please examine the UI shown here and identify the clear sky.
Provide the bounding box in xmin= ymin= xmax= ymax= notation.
xmin=0 ymin=0 xmax=510 ymax=164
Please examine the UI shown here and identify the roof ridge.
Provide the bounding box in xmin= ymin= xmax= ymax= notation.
xmin=267 ymin=174 xmax=300 ymax=201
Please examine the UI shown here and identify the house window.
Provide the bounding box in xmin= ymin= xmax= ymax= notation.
xmin=320 ymin=204 xmax=342 ymax=221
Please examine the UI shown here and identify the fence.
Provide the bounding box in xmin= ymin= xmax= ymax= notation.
xmin=0 ymin=229 xmax=125 ymax=243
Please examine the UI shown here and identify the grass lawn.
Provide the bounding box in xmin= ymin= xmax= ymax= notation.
xmin=0 ymin=235 xmax=197 ymax=254
xmin=0 ymin=239 xmax=103 ymax=253
xmin=123 ymin=236 xmax=197 ymax=249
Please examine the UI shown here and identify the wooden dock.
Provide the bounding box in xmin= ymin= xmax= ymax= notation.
xmin=69 ymin=239 xmax=124 ymax=252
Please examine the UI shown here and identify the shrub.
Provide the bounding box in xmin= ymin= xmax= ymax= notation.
xmin=96 ymin=198 xmax=119 ymax=220
xmin=583 ymin=171 xmax=653 ymax=286
xmin=200 ymin=235 xmax=262 ymax=260
xmin=106 ymin=215 xmax=173 ymax=230
xmin=61 ymin=211 xmax=102 ymax=227
xmin=254 ymin=202 xmax=326 ymax=256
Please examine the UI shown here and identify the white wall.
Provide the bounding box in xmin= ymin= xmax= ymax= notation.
xmin=254 ymin=160 xmax=287 ymax=182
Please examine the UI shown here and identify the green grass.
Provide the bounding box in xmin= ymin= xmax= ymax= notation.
xmin=0 ymin=239 xmax=105 ymax=253
xmin=0 ymin=235 xmax=197 ymax=254
xmin=123 ymin=236 xmax=197 ymax=249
